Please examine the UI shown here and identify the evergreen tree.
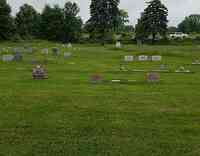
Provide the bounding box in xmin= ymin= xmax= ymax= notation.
xmin=0 ymin=0 xmax=14 ymax=40
xmin=41 ymin=5 xmax=64 ymax=41
xmin=15 ymin=4 xmax=41 ymax=39
xmin=63 ymin=2 xmax=82 ymax=42
xmin=135 ymin=0 xmax=168 ymax=43
xmin=89 ymin=0 xmax=120 ymax=44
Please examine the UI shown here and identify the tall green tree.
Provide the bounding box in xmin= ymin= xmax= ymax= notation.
xmin=135 ymin=0 xmax=168 ymax=43
xmin=116 ymin=9 xmax=130 ymax=32
xmin=63 ymin=2 xmax=82 ymax=42
xmin=41 ymin=5 xmax=64 ymax=41
xmin=15 ymin=4 xmax=41 ymax=39
xmin=89 ymin=0 xmax=120 ymax=44
xmin=0 ymin=0 xmax=14 ymax=40
xmin=178 ymin=14 xmax=200 ymax=33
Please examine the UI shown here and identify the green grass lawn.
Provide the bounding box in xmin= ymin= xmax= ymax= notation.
xmin=0 ymin=41 xmax=200 ymax=156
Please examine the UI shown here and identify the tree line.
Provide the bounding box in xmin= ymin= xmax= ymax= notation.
xmin=0 ymin=0 xmax=200 ymax=43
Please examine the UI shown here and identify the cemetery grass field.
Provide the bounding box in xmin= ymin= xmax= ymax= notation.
xmin=1 ymin=40 xmax=200 ymax=156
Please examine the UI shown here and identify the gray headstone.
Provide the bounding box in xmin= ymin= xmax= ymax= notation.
xmin=124 ymin=56 xmax=134 ymax=62
xmin=41 ymin=48 xmax=49 ymax=55
xmin=14 ymin=52 xmax=23 ymax=61
xmin=152 ymin=56 xmax=162 ymax=61
xmin=138 ymin=55 xmax=148 ymax=61
xmin=64 ymin=52 xmax=72 ymax=58
xmin=2 ymin=55 xmax=14 ymax=62
xmin=52 ymin=47 xmax=59 ymax=56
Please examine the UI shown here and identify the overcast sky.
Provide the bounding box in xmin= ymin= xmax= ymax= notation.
xmin=7 ymin=0 xmax=200 ymax=26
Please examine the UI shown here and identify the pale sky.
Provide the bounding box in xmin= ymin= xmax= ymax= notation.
xmin=7 ymin=0 xmax=200 ymax=26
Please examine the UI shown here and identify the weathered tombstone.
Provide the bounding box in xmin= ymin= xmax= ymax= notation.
xmin=116 ymin=41 xmax=121 ymax=48
xmin=138 ymin=55 xmax=148 ymax=61
xmin=2 ymin=55 xmax=14 ymax=62
xmin=52 ymin=47 xmax=59 ymax=56
xmin=90 ymin=74 xmax=103 ymax=83
xmin=14 ymin=52 xmax=23 ymax=61
xmin=124 ymin=56 xmax=134 ymax=62
xmin=64 ymin=52 xmax=72 ymax=59
xmin=41 ymin=48 xmax=49 ymax=55
xmin=146 ymin=72 xmax=160 ymax=82
xmin=175 ymin=66 xmax=190 ymax=73
xmin=152 ymin=55 xmax=162 ymax=61
xmin=32 ymin=65 xmax=48 ymax=79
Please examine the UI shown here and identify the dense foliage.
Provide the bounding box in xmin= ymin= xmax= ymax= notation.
xmin=135 ymin=0 xmax=168 ymax=43
xmin=178 ymin=14 xmax=200 ymax=33
xmin=0 ymin=0 xmax=15 ymax=40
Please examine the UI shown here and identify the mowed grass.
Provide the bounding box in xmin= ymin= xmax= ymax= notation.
xmin=0 ymin=41 xmax=200 ymax=156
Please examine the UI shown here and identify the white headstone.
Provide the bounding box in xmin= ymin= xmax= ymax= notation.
xmin=67 ymin=43 xmax=72 ymax=48
xmin=124 ymin=56 xmax=134 ymax=62
xmin=116 ymin=41 xmax=121 ymax=48
xmin=138 ymin=55 xmax=148 ymax=61
xmin=2 ymin=55 xmax=14 ymax=62
xmin=152 ymin=56 xmax=162 ymax=61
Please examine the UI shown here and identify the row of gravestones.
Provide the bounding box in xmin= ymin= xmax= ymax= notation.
xmin=0 ymin=48 xmax=72 ymax=62
xmin=124 ymin=55 xmax=162 ymax=62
